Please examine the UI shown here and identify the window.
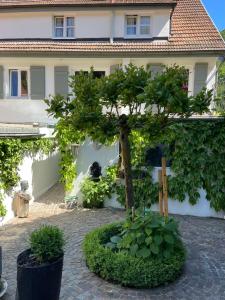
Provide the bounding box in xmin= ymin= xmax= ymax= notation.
xmin=126 ymin=16 xmax=137 ymax=36
xmin=54 ymin=16 xmax=75 ymax=38
xmin=125 ymin=15 xmax=151 ymax=37
xmin=9 ymin=69 xmax=28 ymax=97
xmin=75 ymin=71 xmax=105 ymax=78
xmin=140 ymin=16 xmax=150 ymax=35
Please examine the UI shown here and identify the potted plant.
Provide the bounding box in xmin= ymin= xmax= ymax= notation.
xmin=0 ymin=246 xmax=8 ymax=298
xmin=16 ymin=225 xmax=65 ymax=300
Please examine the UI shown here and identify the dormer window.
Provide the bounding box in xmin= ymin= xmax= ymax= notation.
xmin=54 ymin=16 xmax=75 ymax=38
xmin=125 ymin=15 xmax=151 ymax=38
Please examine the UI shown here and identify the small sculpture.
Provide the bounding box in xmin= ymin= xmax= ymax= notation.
xmin=90 ymin=162 xmax=102 ymax=181
xmin=14 ymin=181 xmax=31 ymax=218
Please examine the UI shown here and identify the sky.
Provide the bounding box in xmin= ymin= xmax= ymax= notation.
xmin=202 ymin=0 xmax=225 ymax=31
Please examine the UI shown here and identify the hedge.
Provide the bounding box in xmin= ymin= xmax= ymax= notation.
xmin=83 ymin=223 xmax=186 ymax=288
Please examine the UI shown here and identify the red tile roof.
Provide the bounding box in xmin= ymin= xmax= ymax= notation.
xmin=0 ymin=0 xmax=224 ymax=55
xmin=0 ymin=0 xmax=176 ymax=7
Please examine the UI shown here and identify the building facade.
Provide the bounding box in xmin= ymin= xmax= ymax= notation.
xmin=0 ymin=0 xmax=224 ymax=126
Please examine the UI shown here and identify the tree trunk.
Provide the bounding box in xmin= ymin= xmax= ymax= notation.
xmin=119 ymin=126 xmax=134 ymax=209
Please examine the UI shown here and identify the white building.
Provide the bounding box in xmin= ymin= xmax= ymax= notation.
xmin=0 ymin=0 xmax=225 ymax=221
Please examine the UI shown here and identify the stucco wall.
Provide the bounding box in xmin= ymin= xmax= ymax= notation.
xmin=0 ymin=9 xmax=170 ymax=39
xmin=0 ymin=150 xmax=60 ymax=225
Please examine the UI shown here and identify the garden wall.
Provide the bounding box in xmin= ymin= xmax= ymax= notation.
xmin=0 ymin=151 xmax=60 ymax=225
xmin=71 ymin=142 xmax=225 ymax=219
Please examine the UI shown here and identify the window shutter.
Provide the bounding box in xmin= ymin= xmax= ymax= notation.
xmin=194 ymin=63 xmax=208 ymax=96
xmin=54 ymin=66 xmax=69 ymax=96
xmin=110 ymin=64 xmax=120 ymax=74
xmin=148 ymin=64 xmax=163 ymax=79
xmin=0 ymin=66 xmax=3 ymax=99
xmin=30 ymin=66 xmax=45 ymax=100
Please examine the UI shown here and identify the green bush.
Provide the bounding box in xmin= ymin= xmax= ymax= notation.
xmin=81 ymin=176 xmax=113 ymax=208
xmin=83 ymin=221 xmax=185 ymax=288
xmin=106 ymin=212 xmax=182 ymax=260
xmin=30 ymin=225 xmax=65 ymax=264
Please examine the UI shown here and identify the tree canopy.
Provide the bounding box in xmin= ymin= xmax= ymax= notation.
xmin=46 ymin=64 xmax=212 ymax=209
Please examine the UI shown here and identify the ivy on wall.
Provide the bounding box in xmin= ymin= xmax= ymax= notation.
xmin=0 ymin=138 xmax=56 ymax=217
xmin=102 ymin=120 xmax=225 ymax=212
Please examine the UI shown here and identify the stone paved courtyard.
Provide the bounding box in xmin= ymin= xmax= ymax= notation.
xmin=1 ymin=184 xmax=225 ymax=300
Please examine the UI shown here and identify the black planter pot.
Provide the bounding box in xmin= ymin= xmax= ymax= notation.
xmin=16 ymin=249 xmax=63 ymax=300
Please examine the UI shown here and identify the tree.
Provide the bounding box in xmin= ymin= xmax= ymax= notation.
xmin=45 ymin=64 xmax=212 ymax=210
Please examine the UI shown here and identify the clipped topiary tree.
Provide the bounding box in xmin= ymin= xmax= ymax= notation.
xmin=46 ymin=64 xmax=212 ymax=209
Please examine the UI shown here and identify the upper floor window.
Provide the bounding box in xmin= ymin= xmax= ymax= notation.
xmin=125 ymin=15 xmax=151 ymax=37
xmin=54 ymin=16 xmax=75 ymax=38
xmin=9 ymin=69 xmax=28 ymax=97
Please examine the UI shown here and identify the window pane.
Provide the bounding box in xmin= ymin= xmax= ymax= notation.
xmin=55 ymin=28 xmax=63 ymax=37
xmin=67 ymin=17 xmax=74 ymax=27
xmin=140 ymin=26 xmax=150 ymax=35
xmin=67 ymin=28 xmax=74 ymax=38
xmin=140 ymin=16 xmax=150 ymax=26
xmin=10 ymin=70 xmax=18 ymax=97
xmin=127 ymin=16 xmax=136 ymax=26
xmin=55 ymin=17 xmax=64 ymax=27
xmin=93 ymin=71 xmax=105 ymax=78
xmin=127 ymin=27 xmax=136 ymax=35
xmin=21 ymin=71 xmax=28 ymax=97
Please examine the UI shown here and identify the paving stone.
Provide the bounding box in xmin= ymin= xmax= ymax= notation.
xmin=1 ymin=183 xmax=225 ymax=300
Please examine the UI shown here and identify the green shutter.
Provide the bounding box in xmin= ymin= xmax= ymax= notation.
xmin=110 ymin=64 xmax=120 ymax=74
xmin=30 ymin=66 xmax=45 ymax=100
xmin=0 ymin=66 xmax=3 ymax=99
xmin=148 ymin=64 xmax=163 ymax=79
xmin=54 ymin=66 xmax=69 ymax=96
xmin=194 ymin=63 xmax=208 ymax=96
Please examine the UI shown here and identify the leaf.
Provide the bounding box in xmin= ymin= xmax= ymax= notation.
xmin=130 ymin=244 xmax=138 ymax=256
xmin=145 ymin=228 xmax=152 ymax=236
xmin=163 ymin=250 xmax=171 ymax=259
xmin=105 ymin=242 xmax=116 ymax=249
xmin=154 ymin=235 xmax=163 ymax=245
xmin=110 ymin=235 xmax=122 ymax=244
xmin=164 ymin=234 xmax=174 ymax=244
xmin=145 ymin=236 xmax=152 ymax=245
xmin=150 ymin=244 xmax=159 ymax=255
xmin=137 ymin=247 xmax=151 ymax=258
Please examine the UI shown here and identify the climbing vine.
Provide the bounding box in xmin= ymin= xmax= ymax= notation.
xmin=0 ymin=138 xmax=56 ymax=217
xmin=115 ymin=120 xmax=225 ymax=212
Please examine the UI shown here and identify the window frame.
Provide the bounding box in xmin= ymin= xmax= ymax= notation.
xmin=125 ymin=15 xmax=151 ymax=39
xmin=9 ymin=68 xmax=30 ymax=99
xmin=53 ymin=16 xmax=75 ymax=39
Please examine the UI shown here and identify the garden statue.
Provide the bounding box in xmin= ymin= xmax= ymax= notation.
xmin=90 ymin=162 xmax=102 ymax=181
xmin=14 ymin=181 xmax=31 ymax=218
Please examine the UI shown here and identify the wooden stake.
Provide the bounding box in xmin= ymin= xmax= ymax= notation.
xmin=162 ymin=157 xmax=169 ymax=217
xmin=158 ymin=170 xmax=163 ymax=216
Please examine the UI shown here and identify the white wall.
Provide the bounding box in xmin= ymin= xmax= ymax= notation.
xmin=68 ymin=139 xmax=119 ymax=200
xmin=0 ymin=150 xmax=60 ymax=225
xmin=68 ymin=141 xmax=225 ymax=218
xmin=0 ymin=9 xmax=170 ymax=40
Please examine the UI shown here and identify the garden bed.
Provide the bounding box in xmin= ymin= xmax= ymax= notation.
xmin=83 ymin=222 xmax=186 ymax=288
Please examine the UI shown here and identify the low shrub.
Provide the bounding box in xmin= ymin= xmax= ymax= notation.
xmin=81 ymin=173 xmax=114 ymax=208
xmin=30 ymin=225 xmax=65 ymax=264
xmin=106 ymin=211 xmax=182 ymax=260
xmin=83 ymin=219 xmax=186 ymax=288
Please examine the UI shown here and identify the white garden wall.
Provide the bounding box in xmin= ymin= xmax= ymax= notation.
xmin=0 ymin=150 xmax=60 ymax=225
xmin=71 ymin=142 xmax=225 ymax=219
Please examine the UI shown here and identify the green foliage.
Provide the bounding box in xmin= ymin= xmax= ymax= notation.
xmin=30 ymin=225 xmax=65 ymax=264
xmin=106 ymin=212 xmax=182 ymax=260
xmin=216 ymin=30 xmax=225 ymax=112
xmin=166 ymin=120 xmax=225 ymax=211
xmin=0 ymin=138 xmax=55 ymax=217
xmin=81 ymin=175 xmax=113 ymax=208
xmin=0 ymin=185 xmax=6 ymax=217
xmin=54 ymin=120 xmax=85 ymax=191
xmin=83 ymin=222 xmax=185 ymax=288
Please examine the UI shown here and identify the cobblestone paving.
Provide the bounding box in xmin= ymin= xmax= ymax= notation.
xmin=1 ymin=184 xmax=225 ymax=300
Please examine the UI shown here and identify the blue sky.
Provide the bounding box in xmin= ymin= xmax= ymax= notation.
xmin=202 ymin=0 xmax=225 ymax=31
